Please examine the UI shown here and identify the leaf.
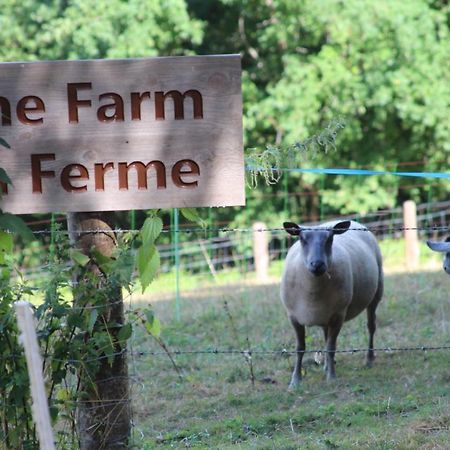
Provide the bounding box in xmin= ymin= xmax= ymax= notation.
xmin=180 ymin=208 xmax=206 ymax=228
xmin=0 ymin=168 xmax=12 ymax=185
xmin=91 ymin=249 xmax=115 ymax=274
xmin=0 ymin=230 xmax=13 ymax=269
xmin=140 ymin=216 xmax=163 ymax=247
xmin=144 ymin=308 xmax=154 ymax=324
xmin=143 ymin=309 xmax=161 ymax=338
xmin=115 ymin=250 xmax=135 ymax=287
xmin=87 ymin=309 xmax=98 ymax=333
xmin=0 ymin=137 xmax=10 ymax=149
xmin=67 ymin=312 xmax=84 ymax=329
xmin=0 ymin=231 xmax=13 ymax=260
xmin=117 ymin=323 xmax=132 ymax=342
xmin=137 ymin=244 xmax=160 ymax=292
xmin=145 ymin=316 xmax=161 ymax=337
xmin=0 ymin=213 xmax=34 ymax=241
xmin=70 ymin=249 xmax=90 ymax=267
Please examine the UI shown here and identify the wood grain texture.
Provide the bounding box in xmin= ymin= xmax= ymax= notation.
xmin=0 ymin=55 xmax=244 ymax=213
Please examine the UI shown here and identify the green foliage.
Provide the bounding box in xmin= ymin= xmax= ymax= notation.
xmin=136 ymin=214 xmax=163 ymax=292
xmin=143 ymin=308 xmax=161 ymax=338
xmin=180 ymin=208 xmax=206 ymax=228
xmin=0 ymin=0 xmax=203 ymax=61
xmin=189 ymin=0 xmax=450 ymax=217
xmin=0 ymin=224 xmax=162 ymax=448
xmin=0 ymin=213 xmax=35 ymax=242
xmin=1 ymin=0 xmax=449 ymax=223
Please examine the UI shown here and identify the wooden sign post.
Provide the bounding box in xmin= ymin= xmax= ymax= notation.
xmin=0 ymin=55 xmax=244 ymax=213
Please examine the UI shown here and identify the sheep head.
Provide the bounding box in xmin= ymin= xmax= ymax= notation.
xmin=426 ymin=237 xmax=450 ymax=274
xmin=283 ymin=221 xmax=351 ymax=277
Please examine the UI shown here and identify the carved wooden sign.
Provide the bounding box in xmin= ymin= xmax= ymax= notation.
xmin=0 ymin=55 xmax=244 ymax=214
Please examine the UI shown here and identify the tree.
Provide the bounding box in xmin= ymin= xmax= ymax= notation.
xmin=189 ymin=0 xmax=450 ymax=216
xmin=0 ymin=0 xmax=203 ymax=61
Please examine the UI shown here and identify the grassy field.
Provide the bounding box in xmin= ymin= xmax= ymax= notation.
xmin=128 ymin=254 xmax=450 ymax=449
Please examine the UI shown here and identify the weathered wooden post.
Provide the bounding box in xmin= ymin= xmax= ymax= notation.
xmin=403 ymin=200 xmax=419 ymax=270
xmin=252 ymin=222 xmax=269 ymax=281
xmin=14 ymin=301 xmax=56 ymax=450
xmin=67 ymin=212 xmax=130 ymax=450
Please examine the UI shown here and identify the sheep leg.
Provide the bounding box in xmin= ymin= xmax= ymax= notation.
xmin=367 ymin=275 xmax=383 ymax=367
xmin=322 ymin=326 xmax=328 ymax=372
xmin=366 ymin=302 xmax=377 ymax=367
xmin=289 ymin=316 xmax=305 ymax=389
xmin=325 ymin=315 xmax=344 ymax=381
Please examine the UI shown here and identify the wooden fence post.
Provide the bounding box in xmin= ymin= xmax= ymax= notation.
xmin=252 ymin=222 xmax=269 ymax=282
xmin=14 ymin=301 xmax=56 ymax=450
xmin=67 ymin=212 xmax=130 ymax=450
xmin=403 ymin=200 xmax=419 ymax=271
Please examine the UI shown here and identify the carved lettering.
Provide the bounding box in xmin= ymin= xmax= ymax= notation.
xmin=61 ymin=164 xmax=89 ymax=192
xmin=16 ymin=96 xmax=45 ymax=125
xmin=67 ymin=82 xmax=92 ymax=123
xmin=31 ymin=153 xmax=56 ymax=193
xmin=94 ymin=162 xmax=115 ymax=191
xmin=172 ymin=159 xmax=200 ymax=188
xmin=28 ymin=153 xmax=201 ymax=193
xmin=131 ymin=92 xmax=151 ymax=120
xmin=155 ymin=90 xmax=203 ymax=120
xmin=118 ymin=161 xmax=166 ymax=190
xmin=97 ymin=93 xmax=125 ymax=122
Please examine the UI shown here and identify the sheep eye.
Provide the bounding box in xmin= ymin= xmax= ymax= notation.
xmin=299 ymin=235 xmax=307 ymax=245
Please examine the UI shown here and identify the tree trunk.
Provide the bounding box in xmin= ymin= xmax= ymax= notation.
xmin=67 ymin=212 xmax=130 ymax=450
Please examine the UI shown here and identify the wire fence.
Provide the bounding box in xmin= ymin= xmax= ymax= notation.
xmin=2 ymin=345 xmax=449 ymax=364
xmin=13 ymin=199 xmax=450 ymax=284
xmin=4 ymin=211 xmax=450 ymax=448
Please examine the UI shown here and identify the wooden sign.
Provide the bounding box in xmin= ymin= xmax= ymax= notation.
xmin=0 ymin=55 xmax=244 ymax=214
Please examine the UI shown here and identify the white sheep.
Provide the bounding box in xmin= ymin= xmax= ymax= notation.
xmin=280 ymin=220 xmax=384 ymax=387
xmin=426 ymin=237 xmax=450 ymax=274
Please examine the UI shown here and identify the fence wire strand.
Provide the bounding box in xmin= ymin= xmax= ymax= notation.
xmin=2 ymin=344 xmax=449 ymax=363
xmin=25 ymin=224 xmax=450 ymax=235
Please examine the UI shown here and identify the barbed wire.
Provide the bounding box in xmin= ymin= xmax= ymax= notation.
xmin=2 ymin=344 xmax=449 ymax=363
xmin=23 ymin=224 xmax=450 ymax=236
xmin=130 ymin=345 xmax=450 ymax=357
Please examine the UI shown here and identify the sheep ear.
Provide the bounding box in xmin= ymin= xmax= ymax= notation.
xmin=332 ymin=221 xmax=351 ymax=235
xmin=427 ymin=240 xmax=450 ymax=253
xmin=283 ymin=222 xmax=301 ymax=236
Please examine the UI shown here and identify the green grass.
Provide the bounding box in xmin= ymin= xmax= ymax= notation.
xmin=129 ymin=267 xmax=450 ymax=449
